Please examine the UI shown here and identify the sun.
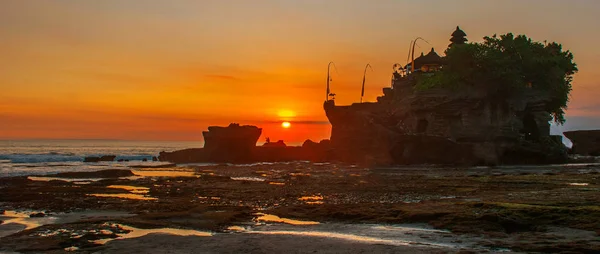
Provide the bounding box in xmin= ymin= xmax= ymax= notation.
xmin=281 ymin=121 xmax=291 ymax=128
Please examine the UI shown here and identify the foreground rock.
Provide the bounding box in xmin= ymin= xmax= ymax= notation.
xmin=1 ymin=162 xmax=599 ymax=253
xmin=564 ymin=130 xmax=600 ymax=155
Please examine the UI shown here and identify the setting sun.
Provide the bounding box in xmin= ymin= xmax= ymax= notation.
xmin=281 ymin=121 xmax=291 ymax=128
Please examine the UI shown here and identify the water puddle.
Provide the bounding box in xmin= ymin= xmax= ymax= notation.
xmin=568 ymin=182 xmax=589 ymax=186
xmin=0 ymin=211 xmax=58 ymax=237
xmin=93 ymin=224 xmax=212 ymax=245
xmin=231 ymin=177 xmax=266 ymax=182
xmin=0 ymin=210 xmax=133 ymax=238
xmin=290 ymin=173 xmax=311 ymax=177
xmin=255 ymin=213 xmax=319 ymax=225
xmin=130 ymin=170 xmax=197 ymax=178
xmin=87 ymin=193 xmax=157 ymax=201
xmin=269 ymin=182 xmax=285 ymax=186
xmin=88 ymin=185 xmax=156 ymax=200
xmin=245 ymin=223 xmax=469 ymax=250
xmin=227 ymin=226 xmax=246 ymax=232
xmin=249 ymin=230 xmax=415 ymax=246
xmin=27 ymin=176 xmax=102 ymax=184
xmin=107 ymin=185 xmax=149 ymax=194
xmin=298 ymin=195 xmax=324 ymax=205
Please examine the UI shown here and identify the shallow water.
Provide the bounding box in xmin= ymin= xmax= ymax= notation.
xmin=107 ymin=185 xmax=150 ymax=194
xmin=244 ymin=223 xmax=472 ymax=250
xmin=230 ymin=176 xmax=266 ymax=182
xmin=88 ymin=193 xmax=157 ymax=201
xmin=255 ymin=213 xmax=320 ymax=225
xmin=130 ymin=169 xmax=197 ymax=178
xmin=0 ymin=210 xmax=134 ymax=238
xmin=93 ymin=224 xmax=212 ymax=245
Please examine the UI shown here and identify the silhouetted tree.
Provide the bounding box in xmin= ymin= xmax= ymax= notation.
xmin=419 ymin=33 xmax=577 ymax=124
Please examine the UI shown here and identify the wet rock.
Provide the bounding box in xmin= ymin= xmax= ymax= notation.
xmin=117 ymin=159 xmax=124 ymax=162
xmin=152 ymin=156 xmax=158 ymax=161
xmin=142 ymin=158 xmax=148 ymax=162
xmin=29 ymin=212 xmax=45 ymax=218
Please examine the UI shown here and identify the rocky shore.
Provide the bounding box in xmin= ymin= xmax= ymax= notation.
xmin=1 ymin=162 xmax=599 ymax=253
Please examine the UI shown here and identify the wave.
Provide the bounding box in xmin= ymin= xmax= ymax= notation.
xmin=0 ymin=154 xmax=157 ymax=163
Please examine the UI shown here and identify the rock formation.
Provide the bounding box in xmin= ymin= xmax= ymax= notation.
xmin=158 ymin=123 xmax=333 ymax=164
xmin=324 ymin=28 xmax=569 ymax=166
xmin=202 ymin=123 xmax=262 ymax=162
xmin=564 ymin=130 xmax=600 ymax=156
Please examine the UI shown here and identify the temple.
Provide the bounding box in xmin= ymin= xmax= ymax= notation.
xmin=324 ymin=26 xmax=567 ymax=166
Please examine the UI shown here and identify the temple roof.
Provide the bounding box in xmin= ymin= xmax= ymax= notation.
xmin=451 ymin=26 xmax=467 ymax=37
xmin=405 ymin=48 xmax=444 ymax=69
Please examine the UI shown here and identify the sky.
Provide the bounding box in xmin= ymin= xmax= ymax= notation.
xmin=1 ymin=0 xmax=599 ymax=143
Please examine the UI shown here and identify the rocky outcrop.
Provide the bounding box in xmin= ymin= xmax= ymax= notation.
xmin=83 ymin=155 xmax=116 ymax=162
xmin=324 ymin=75 xmax=567 ymax=166
xmin=159 ymin=148 xmax=206 ymax=163
xmin=564 ymin=130 xmax=600 ymax=156
xmin=158 ymin=124 xmax=333 ymax=164
xmin=202 ymin=123 xmax=262 ymax=163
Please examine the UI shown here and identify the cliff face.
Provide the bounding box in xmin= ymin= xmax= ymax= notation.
xmin=324 ymin=74 xmax=567 ymax=166
xmin=564 ymin=130 xmax=600 ymax=156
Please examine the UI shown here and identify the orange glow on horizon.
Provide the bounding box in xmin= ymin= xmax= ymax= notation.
xmin=1 ymin=1 xmax=598 ymax=141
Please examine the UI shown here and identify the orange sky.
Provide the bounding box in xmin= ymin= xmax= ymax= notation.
xmin=1 ymin=1 xmax=600 ymax=142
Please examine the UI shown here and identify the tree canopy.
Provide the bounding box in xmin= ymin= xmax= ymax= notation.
xmin=417 ymin=33 xmax=577 ymax=124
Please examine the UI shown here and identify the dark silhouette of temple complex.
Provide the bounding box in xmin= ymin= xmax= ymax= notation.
xmin=324 ymin=26 xmax=567 ymax=166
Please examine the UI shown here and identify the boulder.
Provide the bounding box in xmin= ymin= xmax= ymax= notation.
xmin=29 ymin=212 xmax=45 ymax=218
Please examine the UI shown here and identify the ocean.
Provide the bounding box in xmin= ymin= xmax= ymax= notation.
xmin=0 ymin=140 xmax=202 ymax=177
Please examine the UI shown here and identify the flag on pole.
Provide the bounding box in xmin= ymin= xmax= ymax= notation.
xmin=361 ymin=75 xmax=366 ymax=97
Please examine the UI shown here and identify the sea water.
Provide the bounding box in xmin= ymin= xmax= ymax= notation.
xmin=0 ymin=140 xmax=201 ymax=177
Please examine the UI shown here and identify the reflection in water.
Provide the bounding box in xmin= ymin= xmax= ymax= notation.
xmin=130 ymin=170 xmax=197 ymax=178
xmin=298 ymin=195 xmax=323 ymax=201
xmin=28 ymin=176 xmax=100 ymax=184
xmin=107 ymin=185 xmax=149 ymax=194
xmin=89 ymin=184 xmax=157 ymax=200
xmin=299 ymin=195 xmax=324 ymax=204
xmin=230 ymin=177 xmax=265 ymax=182
xmin=568 ymin=183 xmax=589 ymax=186
xmin=93 ymin=224 xmax=212 ymax=245
xmin=255 ymin=213 xmax=319 ymax=225
xmin=290 ymin=173 xmax=311 ymax=176
xmin=269 ymin=182 xmax=285 ymax=186
xmin=248 ymin=230 xmax=413 ymax=246
xmin=1 ymin=211 xmax=57 ymax=229
xmin=87 ymin=193 xmax=157 ymax=201
xmin=227 ymin=226 xmax=246 ymax=231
